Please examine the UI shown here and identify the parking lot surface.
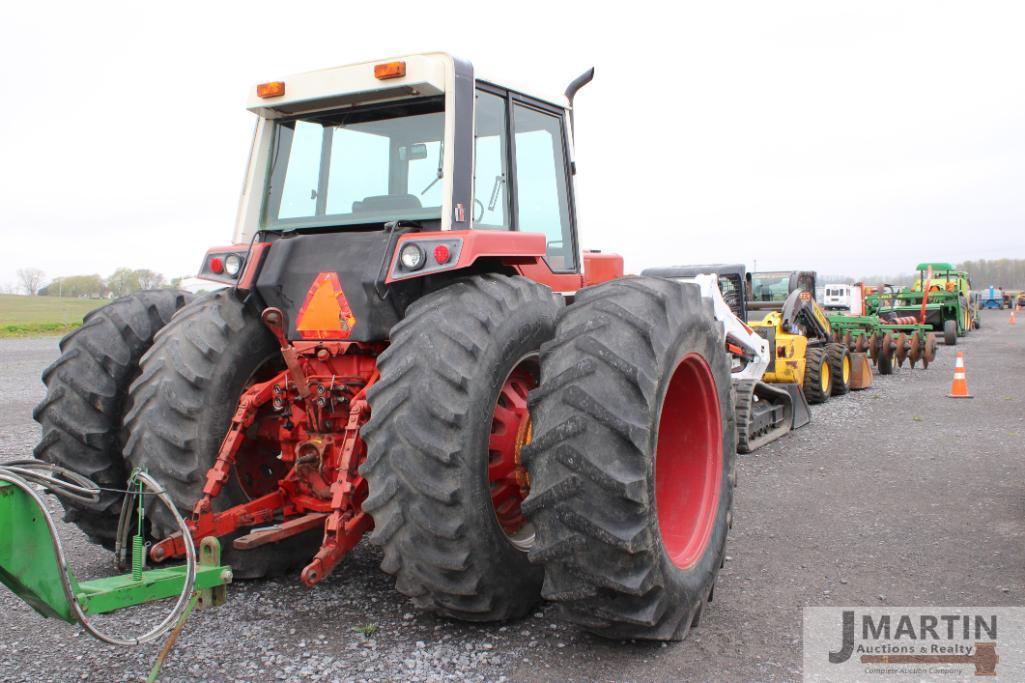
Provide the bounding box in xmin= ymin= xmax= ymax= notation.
xmin=1 ymin=317 xmax=1022 ymax=682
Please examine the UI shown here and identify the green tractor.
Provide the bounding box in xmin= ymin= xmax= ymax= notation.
xmin=865 ymin=263 xmax=976 ymax=345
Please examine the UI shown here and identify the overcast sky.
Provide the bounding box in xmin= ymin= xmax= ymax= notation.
xmin=2 ymin=1 xmax=1023 ymax=291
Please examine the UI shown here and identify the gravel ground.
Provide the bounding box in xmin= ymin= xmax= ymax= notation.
xmin=1 ymin=317 xmax=1022 ymax=682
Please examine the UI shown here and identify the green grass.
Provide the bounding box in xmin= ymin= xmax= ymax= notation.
xmin=0 ymin=294 xmax=106 ymax=338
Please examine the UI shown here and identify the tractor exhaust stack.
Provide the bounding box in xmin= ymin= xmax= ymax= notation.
xmin=565 ymin=67 xmax=595 ymax=138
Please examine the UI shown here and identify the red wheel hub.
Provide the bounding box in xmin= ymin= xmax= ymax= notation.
xmin=235 ymin=408 xmax=290 ymax=499
xmin=488 ymin=359 xmax=537 ymax=541
xmin=655 ymin=353 xmax=723 ymax=569
xmin=234 ymin=358 xmax=290 ymax=499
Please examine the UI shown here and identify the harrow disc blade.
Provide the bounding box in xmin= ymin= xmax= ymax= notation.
xmin=869 ymin=333 xmax=880 ymax=365
xmin=855 ymin=332 xmax=868 ymax=353
xmin=923 ymin=332 xmax=937 ymax=368
xmin=881 ymin=332 xmax=894 ymax=362
xmin=894 ymin=333 xmax=909 ymax=368
xmin=842 ymin=332 xmax=852 ymax=350
xmin=908 ymin=332 xmax=922 ymax=368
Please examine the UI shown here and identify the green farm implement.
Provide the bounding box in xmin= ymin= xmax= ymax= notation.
xmin=826 ymin=314 xmax=937 ymax=375
xmin=0 ymin=462 xmax=231 ymax=678
xmin=864 ymin=263 xmax=976 ymax=345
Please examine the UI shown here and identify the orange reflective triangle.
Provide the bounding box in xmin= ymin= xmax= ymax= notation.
xmin=295 ymin=272 xmax=357 ymax=339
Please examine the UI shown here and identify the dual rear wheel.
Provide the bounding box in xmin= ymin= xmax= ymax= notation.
xmin=363 ymin=274 xmax=735 ymax=640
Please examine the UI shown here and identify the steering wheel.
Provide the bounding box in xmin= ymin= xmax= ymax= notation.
xmin=473 ymin=198 xmax=485 ymax=223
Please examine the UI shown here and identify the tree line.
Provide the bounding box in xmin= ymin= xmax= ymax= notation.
xmin=822 ymin=259 xmax=1025 ymax=290
xmin=15 ymin=267 xmax=182 ymax=298
xmin=955 ymin=259 xmax=1025 ymax=290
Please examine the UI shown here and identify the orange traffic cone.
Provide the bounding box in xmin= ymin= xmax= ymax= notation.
xmin=947 ymin=351 xmax=973 ymax=398
xmin=1012 ymin=308 xmax=1018 ymax=325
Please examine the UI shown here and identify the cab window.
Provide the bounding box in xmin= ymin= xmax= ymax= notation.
xmin=512 ymin=104 xmax=575 ymax=271
xmin=474 ymin=91 xmax=510 ymax=229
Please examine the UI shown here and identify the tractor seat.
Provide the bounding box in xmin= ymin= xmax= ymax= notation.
xmin=352 ymin=194 xmax=422 ymax=214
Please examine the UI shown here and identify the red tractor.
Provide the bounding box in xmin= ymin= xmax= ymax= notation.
xmin=34 ymin=53 xmax=735 ymax=641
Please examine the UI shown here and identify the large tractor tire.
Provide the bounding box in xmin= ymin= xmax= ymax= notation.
xmin=825 ymin=343 xmax=851 ymax=396
xmin=33 ymin=290 xmax=192 ymax=545
xmin=123 ymin=290 xmax=315 ymax=579
xmin=943 ymin=319 xmax=957 ymax=346
xmin=802 ymin=347 xmax=831 ymax=404
xmin=361 ymin=274 xmax=562 ymax=621
xmin=522 ymin=276 xmax=735 ymax=641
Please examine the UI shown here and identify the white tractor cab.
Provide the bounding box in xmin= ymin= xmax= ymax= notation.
xmin=207 ymin=54 xmax=619 ymax=312
xmin=822 ymin=284 xmax=852 ymax=311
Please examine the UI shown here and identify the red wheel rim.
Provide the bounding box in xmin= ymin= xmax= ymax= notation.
xmin=655 ymin=353 xmax=723 ymax=570
xmin=488 ymin=356 xmax=537 ymax=549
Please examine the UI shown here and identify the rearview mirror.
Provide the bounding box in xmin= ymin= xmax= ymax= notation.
xmin=399 ymin=143 xmax=429 ymax=161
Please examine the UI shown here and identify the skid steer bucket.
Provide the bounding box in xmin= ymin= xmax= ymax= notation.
xmin=848 ymin=352 xmax=873 ymax=390
xmin=0 ymin=481 xmax=76 ymax=622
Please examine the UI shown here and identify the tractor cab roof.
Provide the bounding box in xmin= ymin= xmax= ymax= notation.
xmin=642 ymin=264 xmax=747 ymax=280
xmin=246 ymin=52 xmax=569 ymax=118
xmin=916 ymin=262 xmax=956 ymax=273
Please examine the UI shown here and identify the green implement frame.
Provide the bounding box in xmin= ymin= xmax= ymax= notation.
xmin=826 ymin=313 xmax=937 ymax=373
xmin=0 ymin=480 xmax=229 ymax=624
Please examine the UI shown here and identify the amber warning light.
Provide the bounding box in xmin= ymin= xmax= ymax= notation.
xmin=374 ymin=61 xmax=406 ymax=80
xmin=256 ymin=81 xmax=285 ymax=98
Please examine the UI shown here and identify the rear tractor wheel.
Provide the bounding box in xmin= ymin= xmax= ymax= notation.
xmin=361 ymin=274 xmax=562 ymax=621
xmin=943 ymin=319 xmax=958 ymax=346
xmin=124 ymin=290 xmax=314 ymax=579
xmin=33 ymin=289 xmax=192 ymax=545
xmin=523 ymin=276 xmax=735 ymax=641
xmin=802 ymin=347 xmax=831 ymax=404
xmin=826 ymin=343 xmax=851 ymax=396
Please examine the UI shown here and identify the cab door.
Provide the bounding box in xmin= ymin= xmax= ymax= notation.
xmin=510 ymin=100 xmax=579 ymax=273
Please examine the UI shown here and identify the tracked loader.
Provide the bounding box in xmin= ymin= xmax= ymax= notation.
xmin=643 ymin=264 xmax=811 ymax=453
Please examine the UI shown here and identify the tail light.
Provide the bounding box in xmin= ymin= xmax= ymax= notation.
xmin=199 ymin=247 xmax=250 ymax=285
xmin=389 ymin=237 xmax=463 ymax=281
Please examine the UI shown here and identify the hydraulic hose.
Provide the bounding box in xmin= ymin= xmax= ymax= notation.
xmin=0 ymin=462 xmax=197 ymax=646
